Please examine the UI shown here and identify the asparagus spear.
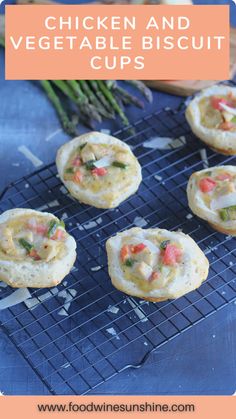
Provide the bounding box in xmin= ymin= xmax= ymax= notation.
xmin=125 ymin=80 xmax=153 ymax=103
xmin=88 ymin=80 xmax=114 ymax=114
xmin=111 ymin=83 xmax=145 ymax=109
xmin=0 ymin=36 xmax=5 ymax=48
xmin=78 ymin=80 xmax=114 ymax=119
xmin=52 ymin=80 xmax=78 ymax=103
xmin=52 ymin=80 xmax=96 ymax=128
xmin=106 ymin=80 xmax=116 ymax=90
xmin=40 ymin=80 xmax=77 ymax=136
xmin=96 ymin=80 xmax=130 ymax=128
xmin=67 ymin=80 xmax=101 ymax=122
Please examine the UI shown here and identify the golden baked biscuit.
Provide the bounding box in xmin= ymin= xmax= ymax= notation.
xmin=187 ymin=165 xmax=236 ymax=235
xmin=106 ymin=227 xmax=209 ymax=302
xmin=56 ymin=132 xmax=142 ymax=209
xmin=186 ymin=85 xmax=236 ymax=155
xmin=0 ymin=209 xmax=76 ymax=288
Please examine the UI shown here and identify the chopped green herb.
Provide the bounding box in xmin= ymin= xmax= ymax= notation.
xmin=232 ymin=116 xmax=236 ymax=124
xmin=85 ymin=160 xmax=96 ymax=170
xmin=157 ymin=264 xmax=163 ymax=273
xmin=204 ymin=171 xmax=212 ymax=176
xmin=112 ymin=161 xmax=127 ymax=169
xmin=79 ymin=142 xmax=87 ymax=151
xmin=65 ymin=167 xmax=74 ymax=174
xmin=219 ymin=209 xmax=228 ymax=221
xmin=125 ymin=258 xmax=135 ymax=267
xmin=160 ymin=240 xmax=170 ymax=250
xmin=19 ymin=238 xmax=34 ymax=253
xmin=47 ymin=219 xmax=65 ymax=238
xmin=47 ymin=220 xmax=58 ymax=238
xmin=219 ymin=205 xmax=236 ymax=222
xmin=59 ymin=220 xmax=65 ymax=229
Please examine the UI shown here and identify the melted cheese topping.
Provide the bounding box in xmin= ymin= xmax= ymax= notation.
xmin=119 ymin=233 xmax=183 ymax=292
xmin=199 ymin=170 xmax=235 ymax=199
xmin=0 ymin=214 xmax=68 ymax=262
xmin=63 ymin=142 xmax=137 ymax=193
xmin=193 ymin=168 xmax=236 ymax=222
xmin=199 ymin=95 xmax=236 ymax=131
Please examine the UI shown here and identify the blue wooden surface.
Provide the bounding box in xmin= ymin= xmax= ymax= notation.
xmin=0 ymin=0 xmax=236 ymax=396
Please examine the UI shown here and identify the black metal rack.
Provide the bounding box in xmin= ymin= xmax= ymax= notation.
xmin=0 ymin=107 xmax=236 ymax=395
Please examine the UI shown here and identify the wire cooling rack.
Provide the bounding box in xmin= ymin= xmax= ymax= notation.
xmin=0 ymin=107 xmax=236 ymax=395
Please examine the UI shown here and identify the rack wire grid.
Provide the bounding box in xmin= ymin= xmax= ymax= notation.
xmin=0 ymin=106 xmax=236 ymax=395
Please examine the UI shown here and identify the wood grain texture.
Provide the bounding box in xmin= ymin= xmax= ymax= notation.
xmin=146 ymin=28 xmax=236 ymax=96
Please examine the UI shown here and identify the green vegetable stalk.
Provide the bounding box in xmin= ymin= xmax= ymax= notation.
xmin=47 ymin=219 xmax=65 ymax=238
xmin=40 ymin=81 xmax=78 ymax=136
xmin=0 ymin=36 xmax=154 ymax=135
xmin=79 ymin=80 xmax=114 ymax=119
xmin=112 ymin=161 xmax=127 ymax=169
xmin=0 ymin=36 xmax=5 ymax=48
xmin=219 ymin=205 xmax=236 ymax=222
xmin=125 ymin=80 xmax=153 ymax=103
xmin=96 ymin=80 xmax=130 ymax=128
xmin=18 ymin=238 xmax=34 ymax=252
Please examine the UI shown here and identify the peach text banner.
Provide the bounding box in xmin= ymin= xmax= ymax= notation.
xmin=0 ymin=396 xmax=236 ymax=418
xmin=5 ymin=5 xmax=229 ymax=80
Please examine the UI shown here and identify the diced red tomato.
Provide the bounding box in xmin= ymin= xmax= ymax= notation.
xmin=36 ymin=225 xmax=48 ymax=235
xmin=91 ymin=167 xmax=108 ymax=177
xmin=73 ymin=170 xmax=83 ymax=183
xmin=162 ymin=244 xmax=182 ymax=266
xmin=72 ymin=156 xmax=82 ymax=167
xmin=149 ymin=271 xmax=160 ymax=282
xmin=29 ymin=249 xmax=41 ymax=261
xmin=211 ymin=96 xmax=228 ymax=110
xmin=27 ymin=220 xmax=47 ymax=236
xmin=199 ymin=177 xmax=217 ymax=193
xmin=219 ymin=121 xmax=235 ymax=131
xmin=216 ymin=173 xmax=232 ymax=181
xmin=51 ymin=228 xmax=65 ymax=241
xmin=120 ymin=245 xmax=130 ymax=263
xmin=27 ymin=218 xmax=37 ymax=230
xmin=131 ymin=243 xmax=147 ymax=254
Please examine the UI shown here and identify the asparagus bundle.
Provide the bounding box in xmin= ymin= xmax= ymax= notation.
xmin=0 ymin=36 xmax=153 ymax=135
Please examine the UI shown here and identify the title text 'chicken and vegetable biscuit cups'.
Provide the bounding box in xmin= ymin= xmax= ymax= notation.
xmin=56 ymin=132 xmax=142 ymax=209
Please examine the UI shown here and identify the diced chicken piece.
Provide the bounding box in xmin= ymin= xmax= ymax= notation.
xmin=91 ymin=144 xmax=109 ymax=160
xmin=155 ymin=266 xmax=171 ymax=288
xmin=80 ymin=144 xmax=96 ymax=163
xmin=216 ymin=182 xmax=235 ymax=197
xmin=138 ymin=248 xmax=156 ymax=267
xmin=222 ymin=111 xmax=234 ymax=123
xmin=0 ymin=227 xmax=17 ymax=256
xmin=115 ymin=151 xmax=132 ymax=165
xmin=38 ymin=239 xmax=60 ymax=262
xmin=203 ymin=108 xmax=223 ymax=129
xmin=133 ymin=261 xmax=153 ymax=282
